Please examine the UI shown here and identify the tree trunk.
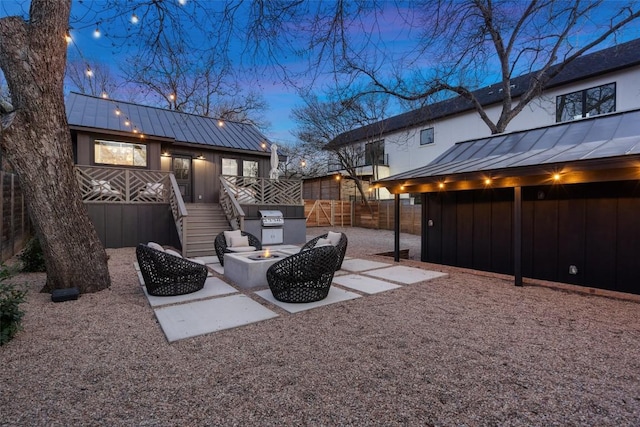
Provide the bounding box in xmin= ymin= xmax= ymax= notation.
xmin=0 ymin=0 xmax=110 ymax=293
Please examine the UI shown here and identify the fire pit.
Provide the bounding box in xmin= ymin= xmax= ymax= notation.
xmin=224 ymin=249 xmax=285 ymax=289
xmin=248 ymin=248 xmax=281 ymax=261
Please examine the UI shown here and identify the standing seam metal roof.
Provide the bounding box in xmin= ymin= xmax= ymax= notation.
xmin=378 ymin=109 xmax=640 ymax=182
xmin=66 ymin=92 xmax=271 ymax=154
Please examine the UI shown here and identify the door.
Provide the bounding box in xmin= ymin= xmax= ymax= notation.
xmin=172 ymin=155 xmax=192 ymax=202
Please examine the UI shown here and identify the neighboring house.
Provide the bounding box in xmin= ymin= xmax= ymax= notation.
xmin=326 ymin=37 xmax=640 ymax=200
xmin=66 ymin=92 xmax=305 ymax=256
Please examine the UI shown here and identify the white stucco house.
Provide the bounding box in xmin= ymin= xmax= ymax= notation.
xmin=326 ymin=38 xmax=640 ymax=200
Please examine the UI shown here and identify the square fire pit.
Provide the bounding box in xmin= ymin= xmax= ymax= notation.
xmin=224 ymin=249 xmax=285 ymax=289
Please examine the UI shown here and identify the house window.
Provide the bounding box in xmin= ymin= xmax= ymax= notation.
xmin=222 ymin=158 xmax=238 ymax=175
xmin=243 ymin=160 xmax=259 ymax=177
xmin=420 ymin=128 xmax=434 ymax=145
xmin=94 ymin=140 xmax=147 ymax=167
xmin=365 ymin=140 xmax=385 ymax=166
xmin=556 ymin=83 xmax=616 ymax=122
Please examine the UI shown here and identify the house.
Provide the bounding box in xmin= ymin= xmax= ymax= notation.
xmin=66 ymin=92 xmax=305 ymax=257
xmin=326 ymin=38 xmax=640 ymax=200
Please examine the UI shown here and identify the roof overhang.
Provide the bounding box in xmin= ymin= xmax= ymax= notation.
xmin=375 ymin=109 xmax=640 ymax=194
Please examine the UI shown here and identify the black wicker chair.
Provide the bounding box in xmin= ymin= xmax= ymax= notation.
xmin=214 ymin=230 xmax=262 ymax=266
xmin=136 ymin=244 xmax=208 ymax=296
xmin=267 ymin=245 xmax=339 ymax=303
xmin=300 ymin=232 xmax=348 ymax=270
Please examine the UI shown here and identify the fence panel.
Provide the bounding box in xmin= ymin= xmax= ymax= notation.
xmin=0 ymin=172 xmax=31 ymax=262
xmin=305 ymin=200 xmax=352 ymax=227
xmin=353 ymin=200 xmax=422 ymax=235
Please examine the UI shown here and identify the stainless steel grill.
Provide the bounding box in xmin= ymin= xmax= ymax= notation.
xmin=259 ymin=210 xmax=284 ymax=227
xmin=259 ymin=210 xmax=284 ymax=244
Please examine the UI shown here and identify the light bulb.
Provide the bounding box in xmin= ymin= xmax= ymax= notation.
xmin=93 ymin=27 xmax=101 ymax=38
xmin=131 ymin=14 xmax=139 ymax=24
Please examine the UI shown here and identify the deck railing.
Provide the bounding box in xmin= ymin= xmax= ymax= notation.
xmin=219 ymin=177 xmax=245 ymax=230
xmin=74 ymin=165 xmax=189 ymax=254
xmin=220 ymin=175 xmax=303 ymax=206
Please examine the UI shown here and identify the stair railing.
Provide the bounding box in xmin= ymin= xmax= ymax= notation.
xmin=219 ymin=177 xmax=245 ymax=230
xmin=168 ymin=174 xmax=189 ymax=256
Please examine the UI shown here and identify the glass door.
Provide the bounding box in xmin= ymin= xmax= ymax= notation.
xmin=172 ymin=155 xmax=192 ymax=202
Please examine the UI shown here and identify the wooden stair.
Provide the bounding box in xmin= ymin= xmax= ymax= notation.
xmin=183 ymin=203 xmax=230 ymax=258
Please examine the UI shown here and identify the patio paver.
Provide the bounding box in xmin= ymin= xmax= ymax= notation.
xmin=332 ymin=274 xmax=402 ymax=294
xmin=339 ymin=258 xmax=391 ymax=272
xmin=143 ymin=277 xmax=238 ymax=308
xmin=364 ymin=265 xmax=448 ymax=284
xmin=154 ymin=294 xmax=279 ymax=342
xmin=255 ymin=287 xmax=361 ymax=313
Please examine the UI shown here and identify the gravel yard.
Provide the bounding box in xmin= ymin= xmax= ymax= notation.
xmin=1 ymin=227 xmax=639 ymax=426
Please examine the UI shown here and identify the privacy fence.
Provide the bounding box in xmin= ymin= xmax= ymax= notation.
xmin=305 ymin=199 xmax=421 ymax=235
xmin=0 ymin=171 xmax=31 ymax=262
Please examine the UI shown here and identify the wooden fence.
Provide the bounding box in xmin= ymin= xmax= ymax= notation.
xmin=305 ymin=200 xmax=352 ymax=227
xmin=305 ymin=198 xmax=421 ymax=236
xmin=1 ymin=171 xmax=31 ymax=262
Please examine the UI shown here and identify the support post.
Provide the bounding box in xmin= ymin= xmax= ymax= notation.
xmin=394 ymin=193 xmax=400 ymax=262
xmin=514 ymin=186 xmax=523 ymax=286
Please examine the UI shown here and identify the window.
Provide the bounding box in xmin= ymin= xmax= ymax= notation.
xmin=94 ymin=140 xmax=147 ymax=167
xmin=222 ymin=158 xmax=238 ymax=175
xmin=420 ymin=128 xmax=434 ymax=145
xmin=556 ymin=83 xmax=616 ymax=122
xmin=365 ymin=140 xmax=385 ymax=166
xmin=243 ymin=160 xmax=259 ymax=177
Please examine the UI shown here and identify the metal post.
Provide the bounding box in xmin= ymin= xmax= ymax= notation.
xmin=394 ymin=193 xmax=400 ymax=262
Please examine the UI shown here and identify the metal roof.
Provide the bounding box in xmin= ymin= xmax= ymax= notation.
xmin=66 ymin=92 xmax=271 ymax=153
xmin=329 ymin=37 xmax=640 ymax=148
xmin=378 ymin=109 xmax=640 ymax=183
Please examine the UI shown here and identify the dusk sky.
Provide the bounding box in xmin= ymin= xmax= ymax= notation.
xmin=2 ymin=1 xmax=640 ymax=145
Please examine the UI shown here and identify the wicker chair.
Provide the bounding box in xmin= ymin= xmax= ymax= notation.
xmin=214 ymin=230 xmax=262 ymax=266
xmin=267 ymin=245 xmax=339 ymax=303
xmin=136 ymin=244 xmax=208 ymax=296
xmin=300 ymin=232 xmax=348 ymax=270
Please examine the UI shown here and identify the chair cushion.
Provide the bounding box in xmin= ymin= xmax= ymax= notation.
xmin=165 ymin=249 xmax=183 ymax=258
xmin=224 ymin=230 xmax=243 ymax=247
xmin=314 ymin=238 xmax=332 ymax=248
xmin=230 ymin=235 xmax=249 ymax=247
xmin=147 ymin=241 xmax=165 ymax=252
xmin=228 ymin=246 xmax=257 ymax=252
xmin=327 ymin=231 xmax=342 ymax=246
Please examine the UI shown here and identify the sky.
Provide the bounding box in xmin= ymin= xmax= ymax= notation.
xmin=2 ymin=1 xmax=640 ymax=146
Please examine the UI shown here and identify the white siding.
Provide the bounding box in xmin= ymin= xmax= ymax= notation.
xmin=380 ymin=66 xmax=640 ymax=190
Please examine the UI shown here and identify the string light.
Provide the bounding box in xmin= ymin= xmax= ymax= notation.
xmin=124 ymin=120 xmax=130 ymax=126
xmin=101 ymin=92 xmax=108 ymax=99
xmin=218 ymin=120 xmax=225 ymax=127
xmin=178 ymin=0 xmax=187 ymax=5
xmin=65 ymin=30 xmax=72 ymax=44
xmin=130 ymin=14 xmax=139 ymax=24
xmin=93 ymin=26 xmax=101 ymax=38
xmin=85 ymin=67 xmax=93 ymax=77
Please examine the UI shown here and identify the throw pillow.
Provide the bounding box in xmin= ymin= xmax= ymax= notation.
xmin=326 ymin=231 xmax=342 ymax=246
xmin=165 ymin=249 xmax=183 ymax=258
xmin=230 ymin=235 xmax=249 ymax=247
xmin=223 ymin=230 xmax=242 ymax=247
xmin=314 ymin=238 xmax=332 ymax=248
xmin=147 ymin=241 xmax=165 ymax=252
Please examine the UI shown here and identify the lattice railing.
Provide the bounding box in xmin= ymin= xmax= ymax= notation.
xmin=220 ymin=175 xmax=303 ymax=205
xmin=75 ymin=166 xmax=171 ymax=203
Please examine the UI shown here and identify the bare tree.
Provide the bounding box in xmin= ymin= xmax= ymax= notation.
xmin=66 ymin=59 xmax=118 ymax=97
xmin=0 ymin=0 xmax=110 ymax=293
xmin=292 ymin=91 xmax=390 ymax=207
xmin=302 ymin=0 xmax=640 ymax=134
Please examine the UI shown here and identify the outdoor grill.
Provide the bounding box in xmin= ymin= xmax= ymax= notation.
xmin=259 ymin=210 xmax=284 ymax=244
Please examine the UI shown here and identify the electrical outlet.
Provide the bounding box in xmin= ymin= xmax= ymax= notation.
xmin=569 ymin=265 xmax=578 ymax=275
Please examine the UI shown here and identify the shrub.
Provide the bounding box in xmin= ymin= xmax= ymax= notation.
xmin=0 ymin=266 xmax=27 ymax=345
xmin=18 ymin=237 xmax=46 ymax=272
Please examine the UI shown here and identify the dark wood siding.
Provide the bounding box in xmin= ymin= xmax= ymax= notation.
xmin=424 ymin=180 xmax=640 ymax=295
xmin=87 ymin=204 xmax=180 ymax=249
